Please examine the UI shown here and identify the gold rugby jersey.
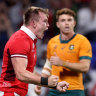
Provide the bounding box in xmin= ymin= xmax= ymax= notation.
xmin=47 ymin=34 xmax=92 ymax=90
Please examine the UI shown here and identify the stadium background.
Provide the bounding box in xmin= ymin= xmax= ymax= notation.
xmin=0 ymin=0 xmax=96 ymax=96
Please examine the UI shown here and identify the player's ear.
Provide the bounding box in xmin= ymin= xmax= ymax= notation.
xmin=30 ymin=20 xmax=37 ymax=28
xmin=56 ymin=21 xmax=60 ymax=28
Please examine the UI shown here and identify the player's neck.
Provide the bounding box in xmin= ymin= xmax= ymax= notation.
xmin=25 ymin=25 xmax=36 ymax=35
xmin=60 ymin=32 xmax=75 ymax=40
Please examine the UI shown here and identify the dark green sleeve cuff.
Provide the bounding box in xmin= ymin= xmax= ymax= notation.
xmin=79 ymin=56 xmax=92 ymax=60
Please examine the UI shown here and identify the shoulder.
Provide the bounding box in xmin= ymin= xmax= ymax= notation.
xmin=9 ymin=30 xmax=31 ymax=48
xmin=15 ymin=30 xmax=29 ymax=39
xmin=12 ymin=30 xmax=30 ymax=42
xmin=76 ymin=34 xmax=89 ymax=41
xmin=76 ymin=34 xmax=91 ymax=46
xmin=48 ymin=35 xmax=60 ymax=44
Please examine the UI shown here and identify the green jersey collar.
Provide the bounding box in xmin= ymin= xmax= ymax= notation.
xmin=59 ymin=34 xmax=76 ymax=43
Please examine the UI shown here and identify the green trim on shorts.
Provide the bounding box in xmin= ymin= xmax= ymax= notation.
xmin=48 ymin=89 xmax=85 ymax=96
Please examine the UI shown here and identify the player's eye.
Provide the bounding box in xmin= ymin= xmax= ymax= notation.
xmin=61 ymin=19 xmax=65 ymax=22
xmin=68 ymin=19 xmax=72 ymax=21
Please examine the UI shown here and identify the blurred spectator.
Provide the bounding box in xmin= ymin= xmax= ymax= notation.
xmin=6 ymin=0 xmax=23 ymax=31
xmin=0 ymin=1 xmax=13 ymax=73
xmin=45 ymin=0 xmax=62 ymax=38
xmin=48 ymin=0 xmax=61 ymax=10
xmin=0 ymin=0 xmax=8 ymax=14
xmin=77 ymin=0 xmax=96 ymax=42
xmin=77 ymin=1 xmax=96 ymax=94
xmin=81 ymin=0 xmax=89 ymax=3
xmin=72 ymin=0 xmax=84 ymax=11
xmin=60 ymin=0 xmax=73 ymax=9
xmin=21 ymin=0 xmax=31 ymax=7
xmin=83 ymin=41 xmax=96 ymax=96
xmin=73 ymin=0 xmax=89 ymax=7
xmin=87 ymin=70 xmax=96 ymax=96
xmin=36 ymin=38 xmax=48 ymax=67
xmin=5 ymin=0 xmax=32 ymax=32
xmin=73 ymin=0 xmax=82 ymax=6
xmin=7 ymin=0 xmax=32 ymax=32
xmin=33 ymin=0 xmax=49 ymax=8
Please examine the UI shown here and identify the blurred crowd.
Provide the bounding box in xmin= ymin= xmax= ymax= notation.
xmin=0 ymin=0 xmax=96 ymax=96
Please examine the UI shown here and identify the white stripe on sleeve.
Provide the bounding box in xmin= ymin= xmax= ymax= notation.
xmin=11 ymin=54 xmax=27 ymax=58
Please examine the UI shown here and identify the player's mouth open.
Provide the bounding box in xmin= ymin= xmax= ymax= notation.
xmin=65 ymin=27 xmax=70 ymax=30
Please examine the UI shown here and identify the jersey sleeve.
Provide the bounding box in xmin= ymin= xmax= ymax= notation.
xmin=79 ymin=37 xmax=92 ymax=60
xmin=10 ymin=38 xmax=30 ymax=58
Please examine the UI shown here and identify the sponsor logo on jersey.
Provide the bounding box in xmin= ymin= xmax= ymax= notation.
xmin=61 ymin=46 xmax=65 ymax=50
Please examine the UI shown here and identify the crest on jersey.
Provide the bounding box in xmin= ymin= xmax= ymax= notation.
xmin=69 ymin=45 xmax=74 ymax=50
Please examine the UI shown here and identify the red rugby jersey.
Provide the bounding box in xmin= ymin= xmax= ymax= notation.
xmin=0 ymin=26 xmax=37 ymax=95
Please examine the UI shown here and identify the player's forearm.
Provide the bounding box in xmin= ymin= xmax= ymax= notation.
xmin=62 ymin=61 xmax=90 ymax=73
xmin=34 ymin=71 xmax=41 ymax=76
xmin=50 ymin=56 xmax=91 ymax=73
xmin=35 ymin=73 xmax=50 ymax=90
xmin=16 ymin=69 xmax=41 ymax=85
xmin=16 ymin=69 xmax=58 ymax=88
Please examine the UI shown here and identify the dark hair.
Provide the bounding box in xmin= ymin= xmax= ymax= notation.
xmin=56 ymin=8 xmax=76 ymax=21
xmin=23 ymin=6 xmax=49 ymax=25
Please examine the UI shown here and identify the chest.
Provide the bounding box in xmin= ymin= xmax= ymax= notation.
xmin=50 ymin=42 xmax=80 ymax=61
xmin=27 ymin=40 xmax=37 ymax=71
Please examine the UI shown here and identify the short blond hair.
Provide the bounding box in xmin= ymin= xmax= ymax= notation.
xmin=56 ymin=8 xmax=76 ymax=21
xmin=23 ymin=6 xmax=49 ymax=25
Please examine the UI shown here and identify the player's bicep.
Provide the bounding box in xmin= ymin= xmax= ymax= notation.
xmin=11 ymin=57 xmax=28 ymax=77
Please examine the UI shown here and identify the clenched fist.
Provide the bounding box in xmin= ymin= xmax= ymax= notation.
xmin=56 ymin=81 xmax=69 ymax=92
xmin=48 ymin=75 xmax=59 ymax=87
